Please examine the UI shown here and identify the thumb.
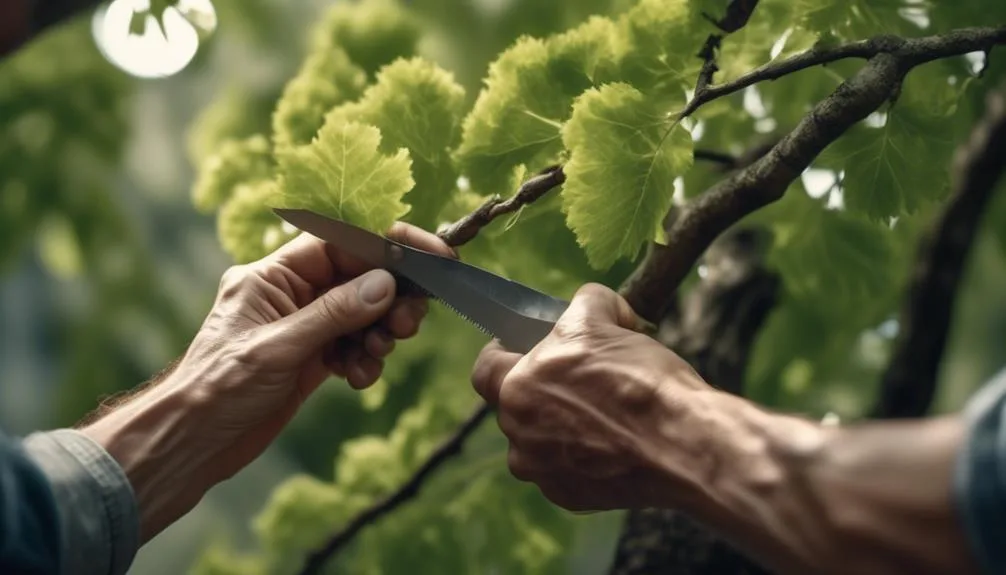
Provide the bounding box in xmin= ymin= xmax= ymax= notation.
xmin=277 ymin=269 xmax=396 ymax=347
xmin=562 ymin=283 xmax=641 ymax=331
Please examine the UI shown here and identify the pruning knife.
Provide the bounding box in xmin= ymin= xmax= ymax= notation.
xmin=273 ymin=208 xmax=570 ymax=354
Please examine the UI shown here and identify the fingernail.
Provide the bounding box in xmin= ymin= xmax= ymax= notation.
xmin=359 ymin=271 xmax=393 ymax=304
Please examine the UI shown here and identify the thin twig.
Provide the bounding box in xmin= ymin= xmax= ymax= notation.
xmin=299 ymin=404 xmax=492 ymax=575
xmin=623 ymin=27 xmax=1006 ymax=323
xmin=702 ymin=0 xmax=761 ymax=34
xmin=298 ymin=166 xmax=567 ymax=574
xmin=872 ymin=82 xmax=1006 ymax=419
xmin=437 ymin=165 xmax=566 ymax=246
xmin=678 ymin=25 xmax=1006 ymax=120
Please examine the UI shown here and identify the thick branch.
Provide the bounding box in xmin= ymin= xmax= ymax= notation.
xmin=679 ymin=26 xmax=1006 ymax=119
xmin=872 ymin=82 xmax=1006 ymax=419
xmin=623 ymin=53 xmax=908 ymax=322
xmin=297 ymin=167 xmax=566 ymax=574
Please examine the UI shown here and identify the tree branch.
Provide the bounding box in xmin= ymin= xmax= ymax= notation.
xmin=622 ymin=26 xmax=1006 ymax=323
xmin=678 ymin=26 xmax=1006 ymax=120
xmin=623 ymin=53 xmax=906 ymax=321
xmin=436 ymin=165 xmax=566 ymax=245
xmin=299 ymin=403 xmax=492 ymax=575
xmin=297 ymin=165 xmax=567 ymax=574
xmin=871 ymin=81 xmax=1006 ymax=419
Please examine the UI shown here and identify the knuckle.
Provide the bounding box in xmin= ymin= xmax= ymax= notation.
xmin=551 ymin=316 xmax=585 ymax=342
xmin=507 ymin=447 xmax=535 ymax=482
xmin=495 ymin=402 xmax=525 ymax=438
xmin=575 ymin=282 xmax=609 ymax=300
xmin=470 ymin=356 xmax=494 ymax=391
xmin=497 ymin=373 xmax=534 ymax=419
xmin=218 ymin=265 xmax=251 ymax=298
xmin=531 ymin=340 xmax=587 ymax=379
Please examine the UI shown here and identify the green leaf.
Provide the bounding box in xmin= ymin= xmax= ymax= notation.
xmin=311 ymin=0 xmax=421 ymax=77
xmin=191 ymin=135 xmax=273 ymax=213
xmin=326 ymin=57 xmax=466 ymax=229
xmin=714 ymin=0 xmax=820 ymax=83
xmin=548 ymin=15 xmax=624 ymax=89
xmin=271 ymin=47 xmax=368 ymax=149
xmin=614 ymin=0 xmax=707 ymax=94
xmin=760 ymin=190 xmax=900 ymax=323
xmin=274 ymin=120 xmax=414 ymax=233
xmin=561 ymin=83 xmax=693 ymax=269
xmin=453 ymin=0 xmax=706 ymax=200
xmin=816 ymin=63 xmax=966 ymax=220
xmin=186 ymin=86 xmax=278 ymax=165
xmin=796 ymin=0 xmax=920 ymax=40
xmin=217 ymin=180 xmax=295 ymax=264
xmin=252 ymin=475 xmax=356 ymax=553
xmin=453 ymin=36 xmax=575 ymax=198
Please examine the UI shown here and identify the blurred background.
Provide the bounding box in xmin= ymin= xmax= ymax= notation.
xmin=2 ymin=0 xmax=1005 ymax=573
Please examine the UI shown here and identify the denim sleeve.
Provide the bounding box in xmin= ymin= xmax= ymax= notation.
xmin=954 ymin=366 xmax=1006 ymax=574
xmin=20 ymin=430 xmax=140 ymax=575
xmin=0 ymin=430 xmax=62 ymax=573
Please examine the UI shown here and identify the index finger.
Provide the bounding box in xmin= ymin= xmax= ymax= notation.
xmin=387 ymin=221 xmax=458 ymax=259
xmin=326 ymin=221 xmax=458 ymax=278
xmin=559 ymin=283 xmax=642 ymax=332
xmin=471 ymin=340 xmax=521 ymax=406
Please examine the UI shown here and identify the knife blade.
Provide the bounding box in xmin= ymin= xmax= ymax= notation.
xmin=273 ymin=208 xmax=570 ymax=354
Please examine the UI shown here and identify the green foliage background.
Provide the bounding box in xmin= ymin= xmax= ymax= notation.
xmin=1 ymin=0 xmax=1006 ymax=574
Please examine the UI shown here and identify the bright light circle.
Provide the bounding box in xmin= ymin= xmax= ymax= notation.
xmin=92 ymin=0 xmax=217 ymax=79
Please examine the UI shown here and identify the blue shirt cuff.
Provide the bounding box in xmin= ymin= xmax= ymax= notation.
xmin=954 ymin=367 xmax=1006 ymax=575
xmin=20 ymin=429 xmax=140 ymax=575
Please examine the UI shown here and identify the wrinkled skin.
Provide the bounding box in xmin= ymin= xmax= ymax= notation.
xmin=470 ymin=283 xmax=710 ymax=511
xmin=83 ymin=223 xmax=455 ymax=540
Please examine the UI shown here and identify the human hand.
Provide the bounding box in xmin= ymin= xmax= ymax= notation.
xmin=81 ymin=222 xmax=453 ymax=540
xmin=471 ymin=284 xmax=713 ymax=512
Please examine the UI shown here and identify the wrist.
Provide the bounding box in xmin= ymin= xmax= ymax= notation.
xmin=80 ymin=370 xmax=217 ymax=542
xmin=647 ymin=386 xmax=834 ymax=572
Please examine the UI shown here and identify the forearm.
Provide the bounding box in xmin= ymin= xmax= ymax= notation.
xmin=656 ymin=390 xmax=979 ymax=575
xmin=79 ymin=368 xmax=218 ymax=543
